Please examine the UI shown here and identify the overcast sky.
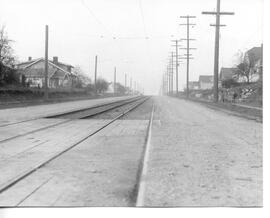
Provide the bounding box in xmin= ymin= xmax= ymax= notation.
xmin=0 ymin=0 xmax=263 ymax=94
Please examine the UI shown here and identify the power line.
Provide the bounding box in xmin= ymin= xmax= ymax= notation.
xmin=81 ymin=0 xmax=112 ymax=35
xmin=138 ymin=0 xmax=147 ymax=38
xmin=81 ymin=0 xmax=130 ymax=65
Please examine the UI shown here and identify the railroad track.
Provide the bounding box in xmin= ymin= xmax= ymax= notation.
xmin=0 ymin=96 xmax=144 ymax=144
xmin=0 ymin=96 xmax=153 ymax=205
xmin=0 ymin=96 xmax=140 ymax=128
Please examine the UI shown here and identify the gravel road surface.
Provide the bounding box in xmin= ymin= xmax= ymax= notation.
xmin=142 ymin=96 xmax=262 ymax=207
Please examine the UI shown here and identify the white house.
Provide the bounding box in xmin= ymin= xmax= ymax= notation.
xmin=199 ymin=75 xmax=213 ymax=90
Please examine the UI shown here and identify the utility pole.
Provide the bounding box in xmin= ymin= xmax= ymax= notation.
xmin=163 ymin=73 xmax=166 ymax=95
xmin=172 ymin=53 xmax=184 ymax=92
xmin=180 ymin=15 xmax=196 ymax=99
xmin=94 ymin=55 xmax=98 ymax=95
xmin=166 ymin=72 xmax=168 ymax=95
xmin=166 ymin=71 xmax=169 ymax=95
xmin=171 ymin=40 xmax=181 ymax=95
xmin=44 ymin=25 xmax=49 ymax=100
xmin=162 ymin=74 xmax=164 ymax=95
xmin=130 ymin=77 xmax=132 ymax=95
xmin=167 ymin=54 xmax=174 ymax=96
xmin=124 ymin=73 xmax=127 ymax=95
xmin=167 ymin=65 xmax=171 ymax=94
xmin=162 ymin=73 xmax=165 ymax=95
xmin=260 ymin=43 xmax=263 ymax=82
xmin=202 ymin=0 xmax=234 ymax=102
xmin=171 ymin=52 xmax=174 ymax=95
xmin=125 ymin=73 xmax=127 ymax=88
xmin=114 ymin=67 xmax=116 ymax=95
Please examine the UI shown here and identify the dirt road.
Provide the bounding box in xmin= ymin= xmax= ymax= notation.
xmin=142 ymin=96 xmax=262 ymax=206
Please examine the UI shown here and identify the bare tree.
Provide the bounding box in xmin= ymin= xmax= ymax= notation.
xmin=115 ymin=82 xmax=128 ymax=95
xmin=234 ymin=51 xmax=258 ymax=84
xmin=73 ymin=66 xmax=91 ymax=87
xmin=0 ymin=25 xmax=15 ymax=66
xmin=0 ymin=25 xmax=19 ymax=86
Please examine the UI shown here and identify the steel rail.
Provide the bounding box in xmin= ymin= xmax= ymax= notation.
xmin=0 ymin=96 xmax=144 ymax=144
xmin=135 ymin=103 xmax=155 ymax=206
xmin=0 ymin=96 xmax=139 ymax=128
xmin=0 ymin=97 xmax=150 ymax=195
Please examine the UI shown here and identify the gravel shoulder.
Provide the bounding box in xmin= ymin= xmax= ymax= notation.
xmin=178 ymin=97 xmax=262 ymax=122
xmin=143 ymin=96 xmax=262 ymax=207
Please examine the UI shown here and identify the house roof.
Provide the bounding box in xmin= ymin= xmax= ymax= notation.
xmin=16 ymin=58 xmax=74 ymax=68
xmin=246 ymin=46 xmax=262 ymax=62
xmin=16 ymin=58 xmax=76 ymax=78
xmin=16 ymin=58 xmax=41 ymax=67
xmin=199 ymin=75 xmax=213 ymax=83
xmin=220 ymin=67 xmax=237 ymax=80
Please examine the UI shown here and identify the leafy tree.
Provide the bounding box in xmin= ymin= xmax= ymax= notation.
xmin=222 ymin=78 xmax=239 ymax=88
xmin=96 ymin=78 xmax=109 ymax=93
xmin=0 ymin=63 xmax=19 ymax=86
xmin=234 ymin=51 xmax=258 ymax=84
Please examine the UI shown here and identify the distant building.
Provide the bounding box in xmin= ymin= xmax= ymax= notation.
xmin=219 ymin=67 xmax=237 ymax=82
xmin=199 ymin=75 xmax=213 ymax=90
xmin=188 ymin=81 xmax=199 ymax=90
xmin=245 ymin=46 xmax=262 ymax=64
xmin=105 ymin=82 xmax=126 ymax=94
xmin=243 ymin=46 xmax=262 ymax=82
xmin=15 ymin=56 xmax=76 ymax=88
xmin=106 ymin=82 xmax=114 ymax=94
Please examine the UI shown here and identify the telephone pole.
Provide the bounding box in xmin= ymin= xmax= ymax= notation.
xmin=260 ymin=43 xmax=263 ymax=81
xmin=202 ymin=0 xmax=234 ymax=102
xmin=44 ymin=25 xmax=49 ymax=100
xmin=171 ymin=40 xmax=181 ymax=95
xmin=94 ymin=55 xmax=98 ymax=95
xmin=114 ymin=67 xmax=116 ymax=95
xmin=130 ymin=77 xmax=132 ymax=95
xmin=166 ymin=71 xmax=169 ymax=95
xmin=171 ymin=52 xmax=174 ymax=95
xmin=164 ymin=71 xmax=167 ymax=95
xmin=162 ymin=74 xmax=165 ymax=95
xmin=167 ymin=52 xmax=175 ymax=95
xmin=167 ymin=65 xmax=171 ymax=94
xmin=124 ymin=73 xmax=127 ymax=95
xmin=125 ymin=73 xmax=127 ymax=88
xmin=180 ymin=15 xmax=196 ymax=99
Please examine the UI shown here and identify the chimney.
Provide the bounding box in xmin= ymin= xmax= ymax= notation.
xmin=53 ymin=56 xmax=58 ymax=64
xmin=28 ymin=56 xmax=32 ymax=61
